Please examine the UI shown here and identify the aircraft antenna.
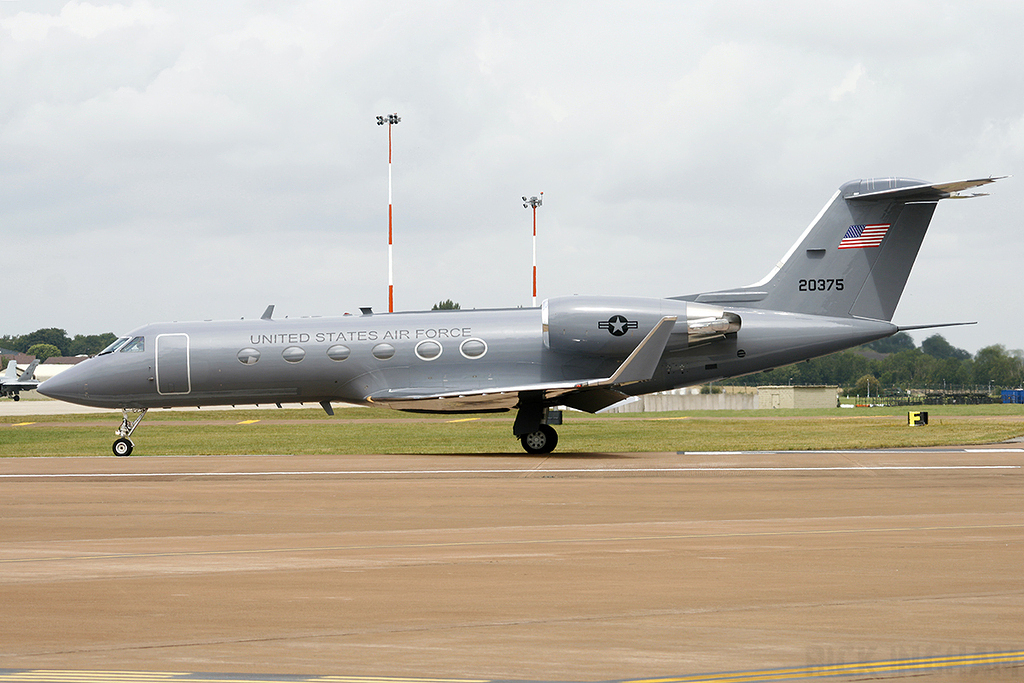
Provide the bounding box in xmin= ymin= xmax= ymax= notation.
xmin=376 ymin=112 xmax=401 ymax=312
xmin=523 ymin=192 xmax=543 ymax=306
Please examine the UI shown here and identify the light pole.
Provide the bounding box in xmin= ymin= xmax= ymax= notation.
xmin=522 ymin=193 xmax=543 ymax=307
xmin=376 ymin=113 xmax=401 ymax=312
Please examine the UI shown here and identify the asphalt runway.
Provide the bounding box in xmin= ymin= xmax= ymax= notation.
xmin=1 ymin=447 xmax=1022 ymax=682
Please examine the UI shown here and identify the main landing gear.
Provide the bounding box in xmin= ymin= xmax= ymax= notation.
xmin=519 ymin=424 xmax=558 ymax=454
xmin=112 ymin=408 xmax=148 ymax=456
xmin=513 ymin=401 xmax=559 ymax=454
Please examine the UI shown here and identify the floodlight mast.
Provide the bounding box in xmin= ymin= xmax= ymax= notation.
xmin=522 ymin=193 xmax=543 ymax=307
xmin=376 ymin=113 xmax=401 ymax=312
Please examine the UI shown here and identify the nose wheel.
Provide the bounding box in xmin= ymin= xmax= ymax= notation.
xmin=113 ymin=408 xmax=147 ymax=456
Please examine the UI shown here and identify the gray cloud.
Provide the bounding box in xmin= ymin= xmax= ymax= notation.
xmin=2 ymin=0 xmax=1021 ymax=354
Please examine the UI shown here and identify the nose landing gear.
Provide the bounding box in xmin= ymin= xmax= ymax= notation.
xmin=113 ymin=408 xmax=148 ymax=456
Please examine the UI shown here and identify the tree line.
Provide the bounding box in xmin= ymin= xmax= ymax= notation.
xmin=720 ymin=332 xmax=1024 ymax=394
xmin=0 ymin=328 xmax=118 ymax=361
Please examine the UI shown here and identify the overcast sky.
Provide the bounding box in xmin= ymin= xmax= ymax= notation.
xmin=2 ymin=0 xmax=1021 ymax=354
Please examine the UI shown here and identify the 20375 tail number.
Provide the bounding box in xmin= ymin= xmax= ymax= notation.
xmin=799 ymin=278 xmax=844 ymax=292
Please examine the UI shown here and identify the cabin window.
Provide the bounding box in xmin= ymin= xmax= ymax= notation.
xmin=372 ymin=343 xmax=395 ymax=360
xmin=120 ymin=337 xmax=145 ymax=353
xmin=327 ymin=345 xmax=351 ymax=361
xmin=460 ymin=338 xmax=487 ymax=359
xmin=415 ymin=340 xmax=442 ymax=361
xmin=282 ymin=346 xmax=306 ymax=363
xmin=237 ymin=348 xmax=260 ymax=365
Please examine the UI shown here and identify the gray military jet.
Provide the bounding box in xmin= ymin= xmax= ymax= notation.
xmin=1 ymin=359 xmax=40 ymax=401
xmin=39 ymin=176 xmax=999 ymax=456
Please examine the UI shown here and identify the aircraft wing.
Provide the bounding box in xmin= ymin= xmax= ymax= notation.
xmin=367 ymin=316 xmax=677 ymax=413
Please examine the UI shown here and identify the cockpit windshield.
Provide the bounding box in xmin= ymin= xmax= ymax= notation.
xmin=99 ymin=337 xmax=131 ymax=355
xmin=120 ymin=336 xmax=145 ymax=353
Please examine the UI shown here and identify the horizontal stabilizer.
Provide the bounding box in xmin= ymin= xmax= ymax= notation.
xmin=845 ymin=177 xmax=1006 ymax=201
xmin=896 ymin=321 xmax=977 ymax=332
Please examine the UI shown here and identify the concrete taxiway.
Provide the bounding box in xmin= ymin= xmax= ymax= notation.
xmin=0 ymin=447 xmax=1022 ymax=682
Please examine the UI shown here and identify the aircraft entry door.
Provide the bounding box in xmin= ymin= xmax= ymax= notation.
xmin=156 ymin=333 xmax=191 ymax=395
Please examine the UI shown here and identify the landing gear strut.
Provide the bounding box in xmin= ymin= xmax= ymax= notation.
xmin=113 ymin=408 xmax=148 ymax=456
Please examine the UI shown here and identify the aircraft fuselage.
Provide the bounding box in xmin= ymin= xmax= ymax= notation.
xmin=39 ymin=296 xmax=896 ymax=412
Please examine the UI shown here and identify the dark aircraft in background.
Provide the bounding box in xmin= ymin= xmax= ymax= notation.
xmin=1 ymin=359 xmax=40 ymax=401
xmin=39 ymin=176 xmax=1000 ymax=455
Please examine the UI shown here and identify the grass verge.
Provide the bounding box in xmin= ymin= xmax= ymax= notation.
xmin=2 ymin=404 xmax=1023 ymax=456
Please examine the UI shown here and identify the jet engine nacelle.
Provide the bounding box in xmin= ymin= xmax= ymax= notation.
xmin=541 ymin=295 xmax=736 ymax=357
xmin=542 ymin=296 xmax=741 ymax=357
xmin=543 ymin=296 xmax=678 ymax=356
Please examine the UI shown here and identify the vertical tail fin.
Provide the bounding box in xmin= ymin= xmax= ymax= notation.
xmin=686 ymin=177 xmax=1000 ymax=321
xmin=21 ymin=359 xmax=40 ymax=381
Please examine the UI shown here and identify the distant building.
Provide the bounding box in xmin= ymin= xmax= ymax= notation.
xmin=42 ymin=356 xmax=89 ymax=365
xmin=0 ymin=352 xmax=37 ymax=366
xmin=604 ymin=387 xmax=758 ymax=412
xmin=757 ymin=385 xmax=839 ymax=409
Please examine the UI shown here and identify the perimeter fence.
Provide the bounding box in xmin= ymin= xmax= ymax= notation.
xmin=842 ymin=392 xmax=1003 ymax=407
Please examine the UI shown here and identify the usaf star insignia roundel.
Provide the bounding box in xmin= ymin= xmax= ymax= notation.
xmin=598 ymin=315 xmax=639 ymax=336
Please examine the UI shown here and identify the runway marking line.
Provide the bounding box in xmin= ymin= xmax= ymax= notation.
xmin=0 ymin=673 xmax=487 ymax=683
xmin=0 ymin=465 xmax=1018 ymax=480
xmin=11 ymin=422 xmax=36 ymax=427
xmin=682 ymin=448 xmax=1024 ymax=454
xmin=446 ymin=418 xmax=481 ymax=423
xmin=1 ymin=651 xmax=1023 ymax=682
xmin=236 ymin=419 xmax=261 ymax=425
xmin=624 ymin=648 xmax=1024 ymax=682
xmin=1 ymin=522 xmax=1022 ymax=566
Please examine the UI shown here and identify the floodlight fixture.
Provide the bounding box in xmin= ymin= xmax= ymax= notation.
xmin=523 ymin=192 xmax=544 ymax=306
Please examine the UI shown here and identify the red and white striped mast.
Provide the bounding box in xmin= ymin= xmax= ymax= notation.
xmin=377 ymin=113 xmax=401 ymax=312
xmin=522 ymin=192 xmax=543 ymax=307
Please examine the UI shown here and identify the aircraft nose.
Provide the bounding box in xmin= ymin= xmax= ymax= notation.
xmin=37 ymin=364 xmax=91 ymax=405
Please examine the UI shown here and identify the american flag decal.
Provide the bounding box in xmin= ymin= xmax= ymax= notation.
xmin=838 ymin=223 xmax=890 ymax=249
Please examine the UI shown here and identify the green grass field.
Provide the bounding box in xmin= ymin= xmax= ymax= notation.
xmin=3 ymin=404 xmax=1023 ymax=456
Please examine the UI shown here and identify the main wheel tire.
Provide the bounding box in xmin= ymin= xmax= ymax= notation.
xmin=520 ymin=424 xmax=558 ymax=454
xmin=113 ymin=438 xmax=134 ymax=457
